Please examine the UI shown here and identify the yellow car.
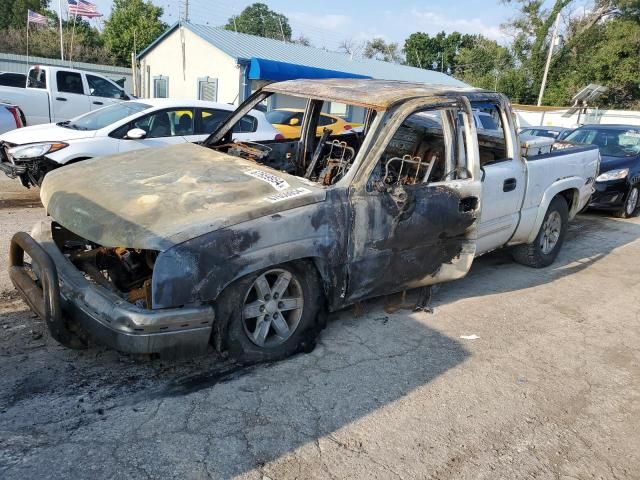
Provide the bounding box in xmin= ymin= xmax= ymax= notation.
xmin=265 ymin=108 xmax=359 ymax=139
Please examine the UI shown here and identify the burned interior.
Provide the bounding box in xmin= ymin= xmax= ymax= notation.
xmin=204 ymin=91 xmax=374 ymax=186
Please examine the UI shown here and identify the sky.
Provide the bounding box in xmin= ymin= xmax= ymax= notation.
xmin=86 ymin=0 xmax=517 ymax=50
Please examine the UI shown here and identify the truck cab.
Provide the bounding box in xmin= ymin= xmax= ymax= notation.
xmin=0 ymin=65 xmax=130 ymax=126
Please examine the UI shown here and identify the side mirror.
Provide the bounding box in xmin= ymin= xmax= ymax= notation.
xmin=126 ymin=128 xmax=147 ymax=140
xmin=289 ymin=117 xmax=300 ymax=126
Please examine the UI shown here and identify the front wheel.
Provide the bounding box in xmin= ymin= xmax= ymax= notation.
xmin=614 ymin=185 xmax=639 ymax=219
xmin=217 ymin=261 xmax=324 ymax=363
xmin=512 ymin=196 xmax=568 ymax=268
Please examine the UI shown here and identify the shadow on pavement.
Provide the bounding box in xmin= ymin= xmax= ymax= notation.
xmin=434 ymin=212 xmax=640 ymax=305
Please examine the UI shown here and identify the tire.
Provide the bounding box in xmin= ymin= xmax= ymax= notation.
xmin=512 ymin=196 xmax=568 ymax=268
xmin=614 ymin=185 xmax=639 ymax=219
xmin=216 ymin=261 xmax=324 ymax=364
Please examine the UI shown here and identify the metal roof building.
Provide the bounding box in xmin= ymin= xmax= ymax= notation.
xmin=136 ymin=21 xmax=465 ymax=106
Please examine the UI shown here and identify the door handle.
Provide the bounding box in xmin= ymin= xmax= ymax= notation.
xmin=92 ymin=101 xmax=103 ymax=105
xmin=503 ymin=178 xmax=517 ymax=192
xmin=55 ymin=97 xmax=67 ymax=101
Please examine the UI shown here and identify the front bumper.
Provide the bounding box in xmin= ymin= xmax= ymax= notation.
xmin=589 ymin=179 xmax=629 ymax=210
xmin=0 ymin=142 xmax=24 ymax=178
xmin=9 ymin=222 xmax=214 ymax=357
xmin=0 ymin=159 xmax=27 ymax=177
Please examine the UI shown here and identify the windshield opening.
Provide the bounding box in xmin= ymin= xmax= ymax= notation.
xmin=61 ymin=102 xmax=151 ymax=131
xmin=206 ymin=91 xmax=373 ymax=186
xmin=564 ymin=127 xmax=640 ymax=157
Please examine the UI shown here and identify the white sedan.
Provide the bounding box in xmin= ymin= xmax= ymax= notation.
xmin=0 ymin=99 xmax=282 ymax=187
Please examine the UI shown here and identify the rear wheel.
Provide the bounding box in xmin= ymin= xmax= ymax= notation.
xmin=512 ymin=196 xmax=568 ymax=268
xmin=614 ymin=186 xmax=639 ymax=218
xmin=217 ymin=261 xmax=323 ymax=363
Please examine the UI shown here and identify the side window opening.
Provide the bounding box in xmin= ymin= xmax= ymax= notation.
xmin=368 ymin=107 xmax=467 ymax=191
xmin=56 ymin=71 xmax=84 ymax=94
xmin=87 ymin=74 xmax=122 ymax=98
xmin=207 ymin=93 xmax=369 ymax=186
xmin=198 ymin=109 xmax=230 ymax=134
xmin=302 ymin=100 xmax=370 ymax=185
xmin=471 ymin=102 xmax=510 ymax=167
xmin=134 ymin=109 xmax=193 ymax=138
xmin=234 ymin=115 xmax=258 ymax=133
xmin=28 ymin=69 xmax=46 ymax=89
xmin=318 ymin=114 xmax=337 ymax=127
xmin=174 ymin=110 xmax=194 ymax=135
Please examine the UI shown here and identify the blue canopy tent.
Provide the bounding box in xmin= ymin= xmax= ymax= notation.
xmin=248 ymin=57 xmax=372 ymax=82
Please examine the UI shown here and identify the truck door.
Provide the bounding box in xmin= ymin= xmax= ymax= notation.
xmin=472 ymin=100 xmax=526 ymax=255
xmin=86 ymin=73 xmax=127 ymax=110
xmin=346 ymin=99 xmax=482 ymax=303
xmin=52 ymin=70 xmax=91 ymax=121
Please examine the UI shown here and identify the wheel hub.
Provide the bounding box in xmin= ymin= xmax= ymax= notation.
xmin=540 ymin=210 xmax=562 ymax=255
xmin=241 ymin=268 xmax=304 ymax=348
xmin=265 ymin=300 xmax=278 ymax=315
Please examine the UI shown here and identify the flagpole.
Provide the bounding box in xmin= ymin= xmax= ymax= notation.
xmin=57 ymin=0 xmax=64 ymax=60
xmin=26 ymin=13 xmax=30 ymax=70
xmin=70 ymin=11 xmax=78 ymax=65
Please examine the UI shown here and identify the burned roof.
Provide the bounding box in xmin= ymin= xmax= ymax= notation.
xmin=264 ymin=78 xmax=486 ymax=109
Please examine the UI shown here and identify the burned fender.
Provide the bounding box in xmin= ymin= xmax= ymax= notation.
xmin=151 ymin=190 xmax=351 ymax=309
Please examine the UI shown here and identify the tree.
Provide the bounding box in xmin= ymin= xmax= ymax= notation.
xmin=102 ymin=0 xmax=166 ymax=66
xmin=544 ymin=14 xmax=640 ymax=108
xmin=404 ymin=31 xmax=474 ymax=72
xmin=454 ymin=36 xmax=516 ymax=91
xmin=363 ymin=38 xmax=403 ymax=63
xmin=338 ymin=38 xmax=364 ymax=58
xmin=502 ymin=0 xmax=640 ymax=106
xmin=0 ymin=25 xmax=114 ymax=64
xmin=225 ymin=3 xmax=291 ymax=41
xmin=293 ymin=34 xmax=311 ymax=46
xmin=0 ymin=0 xmax=48 ymax=30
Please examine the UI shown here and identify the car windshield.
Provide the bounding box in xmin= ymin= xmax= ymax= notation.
xmin=61 ymin=102 xmax=151 ymax=131
xmin=564 ymin=127 xmax=640 ymax=157
xmin=265 ymin=110 xmax=298 ymax=124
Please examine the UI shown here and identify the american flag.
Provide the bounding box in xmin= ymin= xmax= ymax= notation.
xmin=27 ymin=9 xmax=49 ymax=26
xmin=67 ymin=0 xmax=103 ymax=18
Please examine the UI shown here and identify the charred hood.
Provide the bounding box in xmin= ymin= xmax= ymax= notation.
xmin=40 ymin=143 xmax=326 ymax=250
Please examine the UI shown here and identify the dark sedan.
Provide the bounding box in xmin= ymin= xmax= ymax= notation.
xmin=564 ymin=125 xmax=640 ymax=217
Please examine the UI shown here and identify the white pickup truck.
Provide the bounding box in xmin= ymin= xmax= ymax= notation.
xmin=9 ymin=79 xmax=600 ymax=361
xmin=0 ymin=65 xmax=131 ymax=126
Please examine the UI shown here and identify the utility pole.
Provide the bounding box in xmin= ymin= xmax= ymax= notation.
xmin=185 ymin=0 xmax=189 ymax=22
xmin=537 ymin=12 xmax=560 ymax=106
xmin=57 ymin=0 xmax=64 ymax=60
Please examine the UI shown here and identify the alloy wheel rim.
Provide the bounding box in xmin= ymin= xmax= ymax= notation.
xmin=626 ymin=188 xmax=638 ymax=216
xmin=241 ymin=268 xmax=304 ymax=348
xmin=540 ymin=210 xmax=562 ymax=254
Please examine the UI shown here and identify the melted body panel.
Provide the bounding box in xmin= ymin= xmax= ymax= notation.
xmin=264 ymin=79 xmax=476 ymax=109
xmin=347 ymin=184 xmax=477 ymax=302
xmin=40 ymin=143 xmax=326 ymax=251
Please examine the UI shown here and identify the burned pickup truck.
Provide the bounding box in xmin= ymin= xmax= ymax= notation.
xmin=9 ymin=79 xmax=600 ymax=361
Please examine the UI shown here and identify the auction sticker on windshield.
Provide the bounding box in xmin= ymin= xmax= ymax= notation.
xmin=244 ymin=169 xmax=290 ymax=191
xmin=265 ymin=187 xmax=312 ymax=203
